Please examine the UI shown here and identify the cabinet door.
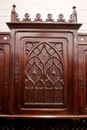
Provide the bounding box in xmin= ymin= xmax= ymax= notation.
xmin=78 ymin=43 xmax=87 ymax=114
xmin=0 ymin=44 xmax=10 ymax=113
xmin=14 ymin=32 xmax=73 ymax=116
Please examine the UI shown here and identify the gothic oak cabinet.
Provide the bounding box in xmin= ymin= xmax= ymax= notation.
xmin=7 ymin=22 xmax=81 ymax=116
xmin=3 ymin=4 xmax=87 ymax=121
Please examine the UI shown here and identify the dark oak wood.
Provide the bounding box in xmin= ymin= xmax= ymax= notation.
xmin=1 ymin=4 xmax=87 ymax=130
xmin=0 ymin=32 xmax=10 ymax=114
xmin=5 ymin=22 xmax=81 ymax=116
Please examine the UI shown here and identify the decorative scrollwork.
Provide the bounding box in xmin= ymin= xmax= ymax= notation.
xmin=46 ymin=13 xmax=54 ymax=22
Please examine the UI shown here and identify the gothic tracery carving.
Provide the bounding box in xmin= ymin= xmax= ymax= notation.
xmin=25 ymin=41 xmax=64 ymax=104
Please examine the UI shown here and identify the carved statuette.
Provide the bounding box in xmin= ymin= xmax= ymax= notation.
xmin=34 ymin=13 xmax=43 ymax=22
xmin=46 ymin=13 xmax=54 ymax=22
xmin=57 ymin=14 xmax=65 ymax=22
xmin=69 ymin=6 xmax=77 ymax=22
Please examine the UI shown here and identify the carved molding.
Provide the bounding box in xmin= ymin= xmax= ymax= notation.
xmin=11 ymin=5 xmax=77 ymax=23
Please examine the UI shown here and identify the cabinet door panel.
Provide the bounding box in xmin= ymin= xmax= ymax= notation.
xmin=0 ymin=44 xmax=10 ymax=113
xmin=78 ymin=44 xmax=87 ymax=114
xmin=14 ymin=32 xmax=73 ymax=115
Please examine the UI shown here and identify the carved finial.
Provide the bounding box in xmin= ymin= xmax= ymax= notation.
xmin=34 ymin=13 xmax=43 ymax=22
xmin=23 ymin=13 xmax=31 ymax=21
xmin=69 ymin=6 xmax=77 ymax=22
xmin=11 ymin=4 xmax=20 ymax=21
xmin=46 ymin=13 xmax=54 ymax=22
xmin=57 ymin=14 xmax=65 ymax=22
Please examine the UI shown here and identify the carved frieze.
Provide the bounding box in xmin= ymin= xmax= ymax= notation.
xmin=11 ymin=5 xmax=77 ymax=23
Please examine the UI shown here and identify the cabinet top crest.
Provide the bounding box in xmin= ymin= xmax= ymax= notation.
xmin=6 ymin=5 xmax=82 ymax=30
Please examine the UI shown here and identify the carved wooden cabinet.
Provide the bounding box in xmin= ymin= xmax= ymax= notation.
xmin=6 ymin=22 xmax=82 ymax=117
xmin=1 ymin=4 xmax=87 ymax=130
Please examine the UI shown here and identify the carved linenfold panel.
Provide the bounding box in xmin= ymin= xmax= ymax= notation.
xmin=25 ymin=41 xmax=64 ymax=104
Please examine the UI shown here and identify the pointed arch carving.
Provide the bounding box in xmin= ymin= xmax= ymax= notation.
xmin=25 ymin=41 xmax=64 ymax=104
